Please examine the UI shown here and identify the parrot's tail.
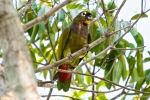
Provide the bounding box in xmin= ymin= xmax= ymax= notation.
xmin=53 ymin=64 xmax=74 ymax=82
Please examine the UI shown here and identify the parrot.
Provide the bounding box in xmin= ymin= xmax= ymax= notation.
xmin=54 ymin=11 xmax=93 ymax=92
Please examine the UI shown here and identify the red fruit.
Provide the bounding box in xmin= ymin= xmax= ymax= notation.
xmin=58 ymin=65 xmax=71 ymax=82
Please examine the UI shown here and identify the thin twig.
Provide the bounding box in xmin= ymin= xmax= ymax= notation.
xmin=84 ymin=61 xmax=92 ymax=74
xmin=23 ymin=0 xmax=74 ymax=31
xmin=39 ymin=68 xmax=150 ymax=94
xmin=35 ymin=26 xmax=130 ymax=73
xmin=45 ymin=22 xmax=57 ymax=61
xmin=42 ymin=95 xmax=80 ymax=100
xmin=101 ymin=0 xmax=109 ymax=27
xmin=18 ymin=0 xmax=36 ymax=16
xmin=71 ymin=86 xmax=123 ymax=94
xmin=96 ymin=0 xmax=105 ymax=34
xmin=110 ymin=63 xmax=136 ymax=100
xmin=32 ymin=43 xmax=49 ymax=64
xmin=111 ymin=46 xmax=146 ymax=50
xmin=92 ymin=64 xmax=96 ymax=100
xmin=107 ymin=0 xmax=127 ymax=33
xmin=33 ymin=60 xmax=47 ymax=65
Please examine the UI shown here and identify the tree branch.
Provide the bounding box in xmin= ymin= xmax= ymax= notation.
xmin=18 ymin=0 xmax=36 ymax=16
xmin=38 ymin=69 xmax=150 ymax=94
xmin=0 ymin=0 xmax=40 ymax=99
xmin=23 ymin=0 xmax=74 ymax=31
xmin=35 ymin=26 xmax=130 ymax=73
xmin=111 ymin=46 xmax=146 ymax=50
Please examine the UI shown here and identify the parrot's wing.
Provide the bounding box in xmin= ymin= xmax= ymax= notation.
xmin=53 ymin=27 xmax=70 ymax=81
xmin=56 ymin=27 xmax=71 ymax=60
xmin=77 ymin=33 xmax=91 ymax=64
xmin=88 ymin=33 xmax=91 ymax=44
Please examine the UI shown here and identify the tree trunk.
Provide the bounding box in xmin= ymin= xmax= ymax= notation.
xmin=0 ymin=0 xmax=40 ymax=100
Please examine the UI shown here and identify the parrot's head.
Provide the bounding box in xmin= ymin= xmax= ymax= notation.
xmin=73 ymin=11 xmax=93 ymax=25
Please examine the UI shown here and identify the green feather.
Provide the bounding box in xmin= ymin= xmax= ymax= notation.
xmin=62 ymin=77 xmax=71 ymax=92
xmin=55 ymin=11 xmax=93 ymax=92
xmin=57 ymin=80 xmax=63 ymax=90
xmin=56 ymin=27 xmax=70 ymax=60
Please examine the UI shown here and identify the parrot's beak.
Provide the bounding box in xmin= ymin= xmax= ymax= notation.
xmin=84 ymin=14 xmax=93 ymax=25
xmin=84 ymin=20 xmax=92 ymax=25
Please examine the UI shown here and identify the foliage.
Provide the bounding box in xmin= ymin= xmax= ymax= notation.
xmin=8 ymin=0 xmax=150 ymax=99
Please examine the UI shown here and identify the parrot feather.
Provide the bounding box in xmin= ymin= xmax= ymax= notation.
xmin=54 ymin=11 xmax=93 ymax=92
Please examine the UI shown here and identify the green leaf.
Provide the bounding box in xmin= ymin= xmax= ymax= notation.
xmin=44 ymin=48 xmax=52 ymax=60
xmin=96 ymin=93 xmax=108 ymax=100
xmin=128 ymin=43 xmax=135 ymax=55
xmin=89 ymin=22 xmax=99 ymax=43
xmin=136 ymin=50 xmax=144 ymax=77
xmin=91 ymin=29 xmax=102 ymax=54
xmin=84 ymin=0 xmax=89 ymax=2
xmin=75 ymin=68 xmax=84 ymax=85
xmin=29 ymin=25 xmax=39 ymax=44
xmin=147 ymin=51 xmax=150 ymax=55
xmin=91 ymin=9 xmax=96 ymax=17
xmin=140 ymin=87 xmax=150 ymax=100
xmin=119 ymin=54 xmax=127 ymax=80
xmin=73 ymin=91 xmax=86 ymax=99
xmin=135 ymin=77 xmax=145 ymax=90
xmin=131 ymin=68 xmax=139 ymax=82
xmin=116 ymin=39 xmax=129 ymax=48
xmin=145 ymin=69 xmax=150 ymax=84
xmin=85 ymin=70 xmax=92 ymax=84
xmin=143 ymin=57 xmax=150 ymax=63
xmin=112 ymin=61 xmax=122 ymax=84
xmin=43 ymin=70 xmax=48 ymax=79
xmin=96 ymin=81 xmax=105 ymax=91
xmin=99 ymin=18 xmax=106 ymax=27
xmin=131 ymin=13 xmax=148 ymax=20
xmin=30 ymin=48 xmax=37 ymax=68
xmin=122 ymin=21 xmax=131 ymax=32
xmin=37 ymin=57 xmax=44 ymax=63
xmin=104 ymin=61 xmax=114 ymax=89
xmin=62 ymin=19 xmax=69 ymax=30
xmin=73 ymin=91 xmax=86 ymax=98
xmin=51 ymin=19 xmax=59 ymax=33
xmin=121 ymin=94 xmax=127 ymax=100
xmin=130 ymin=28 xmax=144 ymax=50
xmin=38 ymin=4 xmax=51 ymax=17
xmin=38 ymin=22 xmax=45 ymax=34
xmin=127 ymin=56 xmax=136 ymax=67
xmin=108 ymin=50 xmax=122 ymax=61
xmin=66 ymin=1 xmax=85 ymax=9
xmin=0 ymin=52 xmax=2 ymax=58
xmin=58 ymin=9 xmax=65 ymax=21
xmin=39 ymin=40 xmax=45 ymax=55
xmin=31 ymin=3 xmax=38 ymax=12
xmin=32 ymin=48 xmax=39 ymax=54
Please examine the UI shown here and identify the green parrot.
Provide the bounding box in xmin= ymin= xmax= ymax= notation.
xmin=54 ymin=11 xmax=93 ymax=92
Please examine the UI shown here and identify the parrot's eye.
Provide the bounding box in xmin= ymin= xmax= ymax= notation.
xmin=81 ymin=12 xmax=87 ymax=16
xmin=87 ymin=15 xmax=93 ymax=20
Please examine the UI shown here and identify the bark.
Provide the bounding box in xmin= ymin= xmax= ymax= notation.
xmin=0 ymin=0 xmax=40 ymax=100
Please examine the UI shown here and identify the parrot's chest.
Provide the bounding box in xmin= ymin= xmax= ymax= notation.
xmin=62 ymin=23 xmax=89 ymax=66
xmin=67 ymin=24 xmax=89 ymax=53
xmin=68 ymin=32 xmax=88 ymax=53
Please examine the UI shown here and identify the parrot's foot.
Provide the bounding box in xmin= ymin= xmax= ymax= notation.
xmin=85 ymin=44 xmax=91 ymax=51
xmin=67 ymin=53 xmax=73 ymax=61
